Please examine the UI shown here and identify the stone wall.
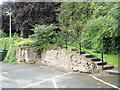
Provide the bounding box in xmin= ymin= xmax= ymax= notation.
xmin=41 ymin=49 xmax=96 ymax=73
xmin=16 ymin=47 xmax=96 ymax=73
xmin=16 ymin=47 xmax=40 ymax=64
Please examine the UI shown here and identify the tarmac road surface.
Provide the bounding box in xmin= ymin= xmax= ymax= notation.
xmin=0 ymin=62 xmax=119 ymax=89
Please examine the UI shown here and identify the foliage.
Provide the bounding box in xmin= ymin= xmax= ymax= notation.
xmin=2 ymin=2 xmax=60 ymax=37
xmin=0 ymin=30 xmax=6 ymax=38
xmin=81 ymin=2 xmax=120 ymax=54
xmin=0 ymin=38 xmax=12 ymax=50
xmin=4 ymin=45 xmax=17 ymax=64
xmin=57 ymin=2 xmax=120 ymax=54
xmin=57 ymin=2 xmax=93 ymax=37
xmin=0 ymin=37 xmax=16 ymax=63
xmin=32 ymin=25 xmax=57 ymax=52
xmin=0 ymin=35 xmax=33 ymax=64
xmin=14 ymin=38 xmax=33 ymax=46
xmin=81 ymin=17 xmax=105 ymax=51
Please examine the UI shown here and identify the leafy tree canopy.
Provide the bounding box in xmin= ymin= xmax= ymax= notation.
xmin=2 ymin=2 xmax=60 ymax=37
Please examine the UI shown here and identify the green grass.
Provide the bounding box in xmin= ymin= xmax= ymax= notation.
xmin=82 ymin=47 xmax=119 ymax=68
xmin=63 ymin=45 xmax=119 ymax=68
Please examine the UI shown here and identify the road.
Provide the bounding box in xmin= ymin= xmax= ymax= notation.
xmin=0 ymin=62 xmax=119 ymax=89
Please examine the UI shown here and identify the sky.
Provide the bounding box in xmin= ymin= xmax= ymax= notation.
xmin=0 ymin=0 xmax=3 ymax=4
xmin=0 ymin=0 xmax=16 ymax=4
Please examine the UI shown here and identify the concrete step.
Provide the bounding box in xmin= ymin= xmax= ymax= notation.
xmin=105 ymin=68 xmax=120 ymax=75
xmin=91 ymin=58 xmax=101 ymax=61
xmin=63 ymin=47 xmax=68 ymax=49
xmin=76 ymin=51 xmax=86 ymax=54
xmin=94 ymin=61 xmax=107 ymax=66
xmin=102 ymin=65 xmax=114 ymax=70
xmin=71 ymin=49 xmax=78 ymax=51
xmin=84 ymin=54 xmax=95 ymax=58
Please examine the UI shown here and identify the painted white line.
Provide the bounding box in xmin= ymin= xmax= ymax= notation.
xmin=22 ymin=72 xmax=71 ymax=88
xmin=54 ymin=72 xmax=71 ymax=79
xmin=91 ymin=75 xmax=120 ymax=89
xmin=22 ymin=78 xmax=52 ymax=88
xmin=52 ymin=78 xmax=58 ymax=88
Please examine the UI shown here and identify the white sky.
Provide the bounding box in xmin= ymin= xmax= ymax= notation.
xmin=0 ymin=0 xmax=3 ymax=4
xmin=0 ymin=0 xmax=16 ymax=4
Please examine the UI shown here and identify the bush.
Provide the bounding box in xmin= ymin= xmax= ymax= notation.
xmin=32 ymin=25 xmax=57 ymax=52
xmin=4 ymin=46 xmax=17 ymax=64
xmin=81 ymin=16 xmax=120 ymax=54
xmin=0 ymin=30 xmax=6 ymax=38
xmin=0 ymin=38 xmax=13 ymax=50
xmin=1 ymin=35 xmax=33 ymax=64
xmin=81 ymin=17 xmax=105 ymax=50
xmin=0 ymin=37 xmax=16 ymax=64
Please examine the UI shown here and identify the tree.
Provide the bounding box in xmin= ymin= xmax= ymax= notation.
xmin=57 ymin=2 xmax=120 ymax=54
xmin=2 ymin=2 xmax=60 ymax=37
xmin=57 ymin=2 xmax=93 ymax=37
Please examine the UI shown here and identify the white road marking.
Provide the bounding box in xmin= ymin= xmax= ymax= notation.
xmin=54 ymin=72 xmax=71 ymax=79
xmin=22 ymin=72 xmax=71 ymax=88
xmin=23 ymin=71 xmax=119 ymax=89
xmin=52 ymin=78 xmax=58 ymax=88
xmin=91 ymin=75 xmax=120 ymax=89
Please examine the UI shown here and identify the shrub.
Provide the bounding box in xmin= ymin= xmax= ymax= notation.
xmin=0 ymin=30 xmax=6 ymax=38
xmin=81 ymin=17 xmax=105 ymax=50
xmin=81 ymin=16 xmax=120 ymax=54
xmin=4 ymin=46 xmax=17 ymax=64
xmin=0 ymin=38 xmax=13 ymax=50
xmin=32 ymin=25 xmax=57 ymax=53
xmin=1 ymin=35 xmax=33 ymax=64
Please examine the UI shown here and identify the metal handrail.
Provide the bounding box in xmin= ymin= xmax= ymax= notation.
xmin=66 ymin=37 xmax=104 ymax=53
xmin=57 ymin=34 xmax=104 ymax=70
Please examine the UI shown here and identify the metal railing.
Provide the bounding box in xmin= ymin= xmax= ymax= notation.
xmin=57 ymin=34 xmax=104 ymax=70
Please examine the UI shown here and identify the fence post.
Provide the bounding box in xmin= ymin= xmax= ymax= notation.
xmin=55 ymin=33 xmax=57 ymax=43
xmin=79 ymin=42 xmax=81 ymax=55
xmin=101 ymin=52 xmax=104 ymax=70
xmin=66 ymin=35 xmax=68 ymax=50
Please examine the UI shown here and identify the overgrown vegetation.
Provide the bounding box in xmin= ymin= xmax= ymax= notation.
xmin=32 ymin=25 xmax=57 ymax=55
xmin=0 ymin=30 xmax=6 ymax=38
xmin=1 ymin=2 xmax=119 ymax=67
xmin=57 ymin=2 xmax=120 ymax=55
xmin=2 ymin=2 xmax=60 ymax=37
xmin=0 ymin=33 xmax=33 ymax=64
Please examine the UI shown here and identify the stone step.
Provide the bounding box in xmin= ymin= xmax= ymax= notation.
xmin=76 ymin=51 xmax=86 ymax=54
xmin=94 ymin=61 xmax=107 ymax=66
xmin=63 ymin=47 xmax=68 ymax=49
xmin=102 ymin=65 xmax=114 ymax=70
xmin=91 ymin=58 xmax=101 ymax=61
xmin=105 ymin=68 xmax=120 ymax=75
xmin=71 ymin=49 xmax=78 ymax=51
xmin=84 ymin=54 xmax=95 ymax=58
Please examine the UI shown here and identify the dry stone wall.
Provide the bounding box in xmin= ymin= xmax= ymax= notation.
xmin=16 ymin=47 xmax=40 ymax=64
xmin=16 ymin=47 xmax=96 ymax=73
xmin=41 ymin=49 xmax=96 ymax=73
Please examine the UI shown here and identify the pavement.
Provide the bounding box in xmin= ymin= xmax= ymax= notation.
xmin=0 ymin=62 xmax=120 ymax=89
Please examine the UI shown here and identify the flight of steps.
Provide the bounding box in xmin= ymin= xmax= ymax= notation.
xmin=62 ymin=47 xmax=120 ymax=75
xmin=59 ymin=44 xmax=119 ymax=75
xmin=76 ymin=51 xmax=120 ymax=75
